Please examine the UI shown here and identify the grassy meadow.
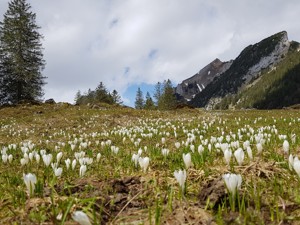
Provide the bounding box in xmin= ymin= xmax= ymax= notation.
xmin=1 ymin=103 xmax=300 ymax=224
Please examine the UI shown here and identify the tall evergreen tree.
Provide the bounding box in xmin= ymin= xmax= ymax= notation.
xmin=135 ymin=87 xmax=144 ymax=109
xmin=153 ymin=82 xmax=162 ymax=107
xmin=95 ymin=82 xmax=111 ymax=103
xmin=144 ymin=92 xmax=155 ymax=110
xmin=74 ymin=90 xmax=82 ymax=105
xmin=0 ymin=0 xmax=46 ymax=104
xmin=111 ymin=89 xmax=123 ymax=105
xmin=160 ymin=79 xmax=177 ymax=110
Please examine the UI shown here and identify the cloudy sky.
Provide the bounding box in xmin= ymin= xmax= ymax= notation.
xmin=1 ymin=0 xmax=300 ymax=106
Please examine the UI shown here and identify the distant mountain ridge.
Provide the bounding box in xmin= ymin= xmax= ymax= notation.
xmin=175 ymin=58 xmax=232 ymax=101
xmin=175 ymin=31 xmax=300 ymax=109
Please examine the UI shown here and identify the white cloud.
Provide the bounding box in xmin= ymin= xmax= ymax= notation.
xmin=0 ymin=0 xmax=300 ymax=104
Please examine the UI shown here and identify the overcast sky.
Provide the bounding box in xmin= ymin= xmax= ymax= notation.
xmin=1 ymin=0 xmax=300 ymax=106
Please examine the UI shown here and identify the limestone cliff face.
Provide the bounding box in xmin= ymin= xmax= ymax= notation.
xmin=175 ymin=58 xmax=232 ymax=101
xmin=186 ymin=31 xmax=293 ymax=108
xmin=243 ymin=31 xmax=290 ymax=84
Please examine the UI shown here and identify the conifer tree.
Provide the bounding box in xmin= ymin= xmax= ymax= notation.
xmin=153 ymin=82 xmax=162 ymax=107
xmin=74 ymin=90 xmax=82 ymax=104
xmin=95 ymin=82 xmax=111 ymax=103
xmin=0 ymin=0 xmax=46 ymax=104
xmin=111 ymin=89 xmax=123 ymax=105
xmin=144 ymin=92 xmax=155 ymax=110
xmin=160 ymin=79 xmax=177 ymax=110
xmin=135 ymin=87 xmax=144 ymax=109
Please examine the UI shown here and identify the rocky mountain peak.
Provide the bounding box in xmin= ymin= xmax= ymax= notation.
xmin=175 ymin=58 xmax=232 ymax=101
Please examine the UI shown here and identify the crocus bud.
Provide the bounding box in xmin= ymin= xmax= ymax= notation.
xmin=162 ymin=148 xmax=169 ymax=157
xmin=96 ymin=153 xmax=101 ymax=162
xmin=132 ymin=153 xmax=139 ymax=167
xmin=234 ymin=148 xmax=244 ymax=166
xmin=174 ymin=169 xmax=187 ymax=192
xmin=198 ymin=145 xmax=204 ymax=155
xmin=72 ymin=211 xmax=91 ymax=225
xmin=56 ymin=152 xmax=63 ymax=163
xmin=293 ymin=158 xmax=300 ymax=178
xmin=23 ymin=173 xmax=37 ymax=196
xmin=138 ymin=157 xmax=150 ymax=172
xmin=175 ymin=142 xmax=180 ymax=149
xmin=256 ymin=143 xmax=263 ymax=154
xmin=246 ymin=146 xmax=253 ymax=160
xmin=54 ymin=167 xmax=63 ymax=177
xmin=183 ymin=153 xmax=192 ymax=169
xmin=65 ymin=158 xmax=71 ymax=170
xmin=79 ymin=165 xmax=87 ymax=177
xmin=224 ymin=149 xmax=232 ymax=165
xmin=283 ymin=140 xmax=289 ymax=153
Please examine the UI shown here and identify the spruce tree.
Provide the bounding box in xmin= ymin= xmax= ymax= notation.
xmin=0 ymin=0 xmax=46 ymax=104
xmin=153 ymin=82 xmax=162 ymax=107
xmin=160 ymin=79 xmax=177 ymax=110
xmin=111 ymin=89 xmax=123 ymax=105
xmin=144 ymin=92 xmax=155 ymax=110
xmin=135 ymin=87 xmax=144 ymax=109
xmin=95 ymin=82 xmax=111 ymax=103
xmin=74 ymin=90 xmax=82 ymax=105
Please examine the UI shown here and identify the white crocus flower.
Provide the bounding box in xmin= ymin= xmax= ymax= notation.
xmin=54 ymin=167 xmax=63 ymax=177
xmin=79 ymin=165 xmax=87 ymax=177
xmin=224 ymin=149 xmax=232 ymax=165
xmin=132 ymin=153 xmax=139 ymax=167
xmin=72 ymin=159 xmax=77 ymax=170
xmin=96 ymin=153 xmax=101 ymax=162
xmin=256 ymin=143 xmax=263 ymax=154
xmin=138 ymin=148 xmax=143 ymax=156
xmin=246 ymin=146 xmax=253 ymax=160
xmin=222 ymin=173 xmax=242 ymax=196
xmin=174 ymin=169 xmax=187 ymax=192
xmin=243 ymin=140 xmax=250 ymax=150
xmin=293 ymin=158 xmax=300 ymax=178
xmin=2 ymin=154 xmax=8 ymax=163
xmin=8 ymin=154 xmax=13 ymax=163
xmin=56 ymin=152 xmax=63 ymax=163
xmin=283 ymin=140 xmax=289 ymax=154
xmin=23 ymin=173 xmax=37 ymax=196
xmin=234 ymin=148 xmax=244 ymax=166
xmin=28 ymin=152 xmax=34 ymax=162
xmin=175 ymin=142 xmax=180 ymax=149
xmin=71 ymin=144 xmax=76 ymax=151
xmin=183 ymin=153 xmax=192 ymax=169
xmin=35 ymin=154 xmax=40 ymax=164
xmin=65 ymin=158 xmax=71 ymax=170
xmin=138 ymin=157 xmax=150 ymax=172
xmin=20 ymin=158 xmax=27 ymax=166
xmin=190 ymin=145 xmax=195 ymax=153
xmin=42 ymin=154 xmax=52 ymax=167
xmin=72 ymin=211 xmax=92 ymax=225
xmin=198 ymin=145 xmax=204 ymax=155
xmin=162 ymin=148 xmax=169 ymax=157
xmin=111 ymin=146 xmax=119 ymax=154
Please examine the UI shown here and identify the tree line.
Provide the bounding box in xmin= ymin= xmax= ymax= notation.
xmin=74 ymin=82 xmax=123 ymax=106
xmin=135 ymin=79 xmax=178 ymax=110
